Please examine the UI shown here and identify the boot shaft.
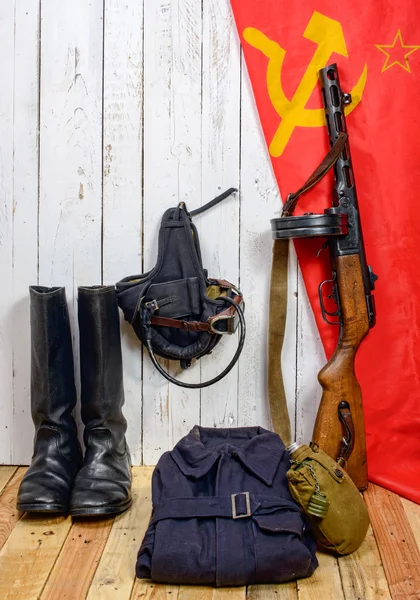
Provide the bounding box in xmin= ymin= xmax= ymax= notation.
xmin=78 ymin=285 xmax=126 ymax=434
xmin=71 ymin=285 xmax=131 ymax=517
xmin=18 ymin=286 xmax=82 ymax=513
xmin=30 ymin=286 xmax=77 ymax=428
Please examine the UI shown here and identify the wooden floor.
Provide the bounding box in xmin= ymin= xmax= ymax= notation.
xmin=0 ymin=467 xmax=420 ymax=600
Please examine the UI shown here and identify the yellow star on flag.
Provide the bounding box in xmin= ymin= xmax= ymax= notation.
xmin=375 ymin=30 xmax=420 ymax=73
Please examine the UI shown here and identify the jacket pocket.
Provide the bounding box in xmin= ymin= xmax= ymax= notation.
xmin=150 ymin=518 xmax=216 ymax=585
xmin=254 ymin=512 xmax=303 ymax=536
xmin=253 ymin=511 xmax=316 ymax=583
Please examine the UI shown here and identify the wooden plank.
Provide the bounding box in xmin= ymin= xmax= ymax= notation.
xmin=142 ymin=0 xmax=203 ymax=463
xmin=0 ymin=466 xmax=17 ymax=495
xmin=102 ymin=0 xmax=144 ymax=465
xmin=177 ymin=588 xmax=246 ymax=600
xmin=401 ymin=497 xmax=420 ymax=551
xmin=199 ymin=0 xmax=241 ymax=429
xmin=213 ymin=590 xmax=246 ymax=599
xmin=0 ymin=513 xmax=72 ymax=599
xmin=0 ymin=0 xmax=15 ymax=464
xmin=11 ymin=0 xmax=41 ymax=465
xmin=87 ymin=467 xmax=153 ymax=600
xmin=297 ymin=552 xmax=344 ymax=600
xmin=247 ymin=583 xmax=298 ymax=600
xmin=365 ymin=483 xmax=420 ymax=600
xmin=338 ymin=525 xmax=392 ymax=600
xmin=163 ymin=0 xmax=203 ymax=437
xmin=246 ymin=581 xmax=298 ymax=600
xmin=133 ymin=588 xmax=245 ymax=600
xmin=41 ymin=519 xmax=114 ymax=600
xmin=178 ymin=589 xmax=213 ymax=600
xmin=142 ymin=0 xmax=173 ymax=463
xmin=131 ymin=582 xmax=179 ymax=599
xmin=0 ymin=468 xmax=25 ymax=551
xmin=129 ymin=474 xmax=178 ymax=599
xmin=177 ymin=589 xmax=246 ymax=600
xmin=237 ymin=60 xmax=280 ymax=430
xmin=38 ymin=0 xmax=104 ymax=438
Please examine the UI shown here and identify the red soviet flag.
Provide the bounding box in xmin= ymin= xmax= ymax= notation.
xmin=230 ymin=0 xmax=420 ymax=503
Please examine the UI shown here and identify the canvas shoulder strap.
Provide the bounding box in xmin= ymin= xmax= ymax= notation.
xmin=268 ymin=132 xmax=347 ymax=445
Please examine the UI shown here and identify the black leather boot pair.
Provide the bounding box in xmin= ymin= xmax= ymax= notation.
xmin=16 ymin=285 xmax=132 ymax=517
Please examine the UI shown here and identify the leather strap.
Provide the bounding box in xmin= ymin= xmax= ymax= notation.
xmin=189 ymin=188 xmax=238 ymax=217
xmin=210 ymin=278 xmax=240 ymax=291
xmin=268 ymin=132 xmax=347 ymax=445
xmin=151 ymin=315 xmax=211 ymax=332
xmin=281 ymin=132 xmax=348 ymax=217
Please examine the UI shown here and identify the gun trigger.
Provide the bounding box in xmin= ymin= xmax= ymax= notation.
xmin=318 ymin=275 xmax=341 ymax=326
xmin=316 ymin=241 xmax=329 ymax=257
xmin=327 ymin=286 xmax=339 ymax=305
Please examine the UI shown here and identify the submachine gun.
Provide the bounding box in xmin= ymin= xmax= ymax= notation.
xmin=271 ymin=63 xmax=377 ymax=490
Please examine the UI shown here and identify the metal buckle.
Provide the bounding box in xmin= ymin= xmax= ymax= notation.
xmin=144 ymin=299 xmax=159 ymax=312
xmin=209 ymin=291 xmax=243 ymax=335
xmin=209 ymin=314 xmax=235 ymax=335
xmin=231 ymin=492 xmax=251 ymax=519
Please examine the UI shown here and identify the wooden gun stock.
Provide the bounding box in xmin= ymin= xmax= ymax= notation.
xmin=312 ymin=253 xmax=370 ymax=490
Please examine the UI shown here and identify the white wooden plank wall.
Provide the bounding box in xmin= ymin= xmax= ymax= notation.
xmin=0 ymin=0 xmax=325 ymax=466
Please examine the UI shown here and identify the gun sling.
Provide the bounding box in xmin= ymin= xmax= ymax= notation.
xmin=268 ymin=132 xmax=347 ymax=445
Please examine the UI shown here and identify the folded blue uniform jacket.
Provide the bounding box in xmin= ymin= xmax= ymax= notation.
xmin=136 ymin=426 xmax=318 ymax=586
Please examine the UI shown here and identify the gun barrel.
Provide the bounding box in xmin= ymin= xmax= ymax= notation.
xmin=319 ymin=64 xmax=355 ymax=209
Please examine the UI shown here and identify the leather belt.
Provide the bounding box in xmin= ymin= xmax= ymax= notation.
xmin=150 ymin=290 xmax=243 ymax=335
xmin=150 ymin=493 xmax=300 ymax=524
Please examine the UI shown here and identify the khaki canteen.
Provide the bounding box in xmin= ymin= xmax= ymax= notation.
xmin=286 ymin=442 xmax=369 ymax=555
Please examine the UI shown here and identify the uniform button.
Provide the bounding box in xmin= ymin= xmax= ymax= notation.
xmin=334 ymin=469 xmax=344 ymax=478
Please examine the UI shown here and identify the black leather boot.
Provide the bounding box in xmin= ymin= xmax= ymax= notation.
xmin=70 ymin=285 xmax=132 ymax=517
xmin=17 ymin=286 xmax=83 ymax=512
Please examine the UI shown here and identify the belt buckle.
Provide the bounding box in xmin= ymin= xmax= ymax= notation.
xmin=231 ymin=491 xmax=251 ymax=519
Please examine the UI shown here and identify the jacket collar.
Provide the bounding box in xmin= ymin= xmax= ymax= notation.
xmin=171 ymin=425 xmax=286 ymax=485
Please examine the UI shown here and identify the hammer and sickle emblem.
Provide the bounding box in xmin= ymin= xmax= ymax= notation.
xmin=244 ymin=11 xmax=368 ymax=157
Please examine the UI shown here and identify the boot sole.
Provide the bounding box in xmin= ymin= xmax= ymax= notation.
xmin=17 ymin=503 xmax=68 ymax=513
xmin=69 ymin=497 xmax=132 ymax=517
